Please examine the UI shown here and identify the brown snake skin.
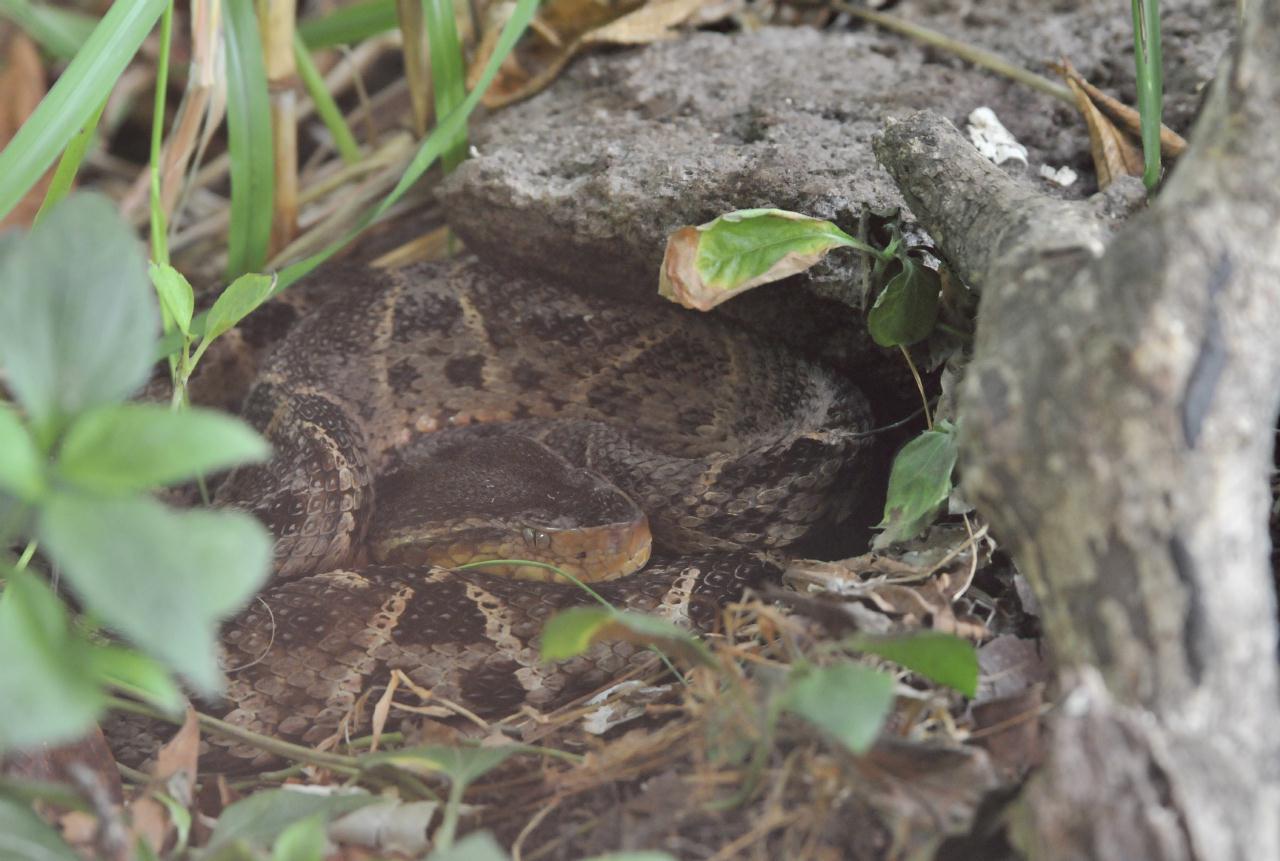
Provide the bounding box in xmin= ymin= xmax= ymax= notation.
xmin=115 ymin=259 xmax=873 ymax=770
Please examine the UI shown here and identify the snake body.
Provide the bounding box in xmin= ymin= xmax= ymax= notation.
xmin=128 ymin=259 xmax=872 ymax=769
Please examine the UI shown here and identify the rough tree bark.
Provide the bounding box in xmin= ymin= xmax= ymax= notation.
xmin=873 ymin=4 xmax=1280 ymax=860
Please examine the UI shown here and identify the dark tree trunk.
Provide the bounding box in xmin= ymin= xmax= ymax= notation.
xmin=872 ymin=4 xmax=1280 ymax=858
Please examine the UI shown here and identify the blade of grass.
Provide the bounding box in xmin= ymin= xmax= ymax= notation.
xmin=223 ymin=0 xmax=274 ymax=277
xmin=293 ymin=32 xmax=361 ymax=164
xmin=298 ymin=0 xmax=398 ymax=49
xmin=0 ymin=0 xmax=97 ymax=61
xmin=1131 ymin=0 xmax=1164 ymax=189
xmin=423 ymin=0 xmax=467 ymax=171
xmin=273 ymin=0 xmax=538 ymax=293
xmin=33 ymin=97 xmax=106 ymax=224
xmin=397 ymin=0 xmax=432 ymax=135
xmin=0 ymin=0 xmax=167 ymax=222
xmin=149 ymin=0 xmax=538 ymax=360
xmin=149 ymin=1 xmax=175 ymax=266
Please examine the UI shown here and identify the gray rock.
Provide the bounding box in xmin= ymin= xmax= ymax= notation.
xmin=439 ymin=10 xmax=1228 ymax=379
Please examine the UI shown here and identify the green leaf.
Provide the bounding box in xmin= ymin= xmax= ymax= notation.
xmin=148 ymin=262 xmax=195 ymax=336
xmin=0 ymin=0 xmax=97 ymax=60
xmin=292 ymin=33 xmax=360 ymax=165
xmin=35 ymin=98 xmax=107 ymax=223
xmin=298 ymin=0 xmax=397 ymax=49
xmin=0 ymin=794 xmax=81 ymax=861
xmin=867 ymin=257 xmax=941 ymax=347
xmin=0 ymin=1 xmax=167 ymax=220
xmin=37 ymin=494 xmax=272 ymax=694
xmin=205 ymin=788 xmax=374 ymax=854
xmin=191 ymin=273 xmax=276 ymax=366
xmin=540 ymin=608 xmax=711 ymax=665
xmin=424 ymin=0 xmax=468 ymax=171
xmin=425 ymin=832 xmax=510 ymax=861
xmin=223 ymin=0 xmax=274 ymax=278
xmin=84 ymin=644 xmax=185 ymax=714
xmin=697 ymin=210 xmax=857 ymax=287
xmin=270 ymin=813 xmax=327 ymax=861
xmin=56 ymin=404 xmax=269 ymax=493
xmin=0 ymin=406 xmax=45 ymax=501
xmin=659 ymin=209 xmax=877 ymax=312
xmin=0 ymin=570 xmax=104 ymax=752
xmin=362 ymin=744 xmax=519 ymax=785
xmin=781 ymin=663 xmax=895 ymax=754
xmin=850 ymin=632 xmax=979 ymax=698
xmin=873 ymin=421 xmax=959 ymax=550
xmin=0 ymin=193 xmax=158 ymax=435
xmin=273 ymin=0 xmax=539 ymax=293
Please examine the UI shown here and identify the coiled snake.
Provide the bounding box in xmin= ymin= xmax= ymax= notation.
xmin=119 ymin=259 xmax=873 ymax=769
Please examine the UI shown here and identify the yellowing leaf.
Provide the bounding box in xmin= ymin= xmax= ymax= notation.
xmin=659 ymin=208 xmax=876 ymax=311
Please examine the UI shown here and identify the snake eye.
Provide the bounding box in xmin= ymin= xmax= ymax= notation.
xmin=534 ymin=530 xmax=551 ymax=549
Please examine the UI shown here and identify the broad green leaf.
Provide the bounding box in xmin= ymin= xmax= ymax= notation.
xmin=270 ymin=813 xmax=327 ymax=861
xmin=362 ymin=744 xmax=518 ymax=785
xmin=191 ymin=273 xmax=275 ymax=366
xmin=205 ymin=788 xmax=375 ymax=853
xmin=873 ymin=421 xmax=959 ymax=550
xmin=0 ymin=194 xmax=157 ymax=435
xmin=37 ymin=494 xmax=272 ymax=694
xmin=148 ymin=262 xmax=195 ymax=336
xmin=85 ymin=644 xmax=185 ymax=714
xmin=0 ymin=2 xmax=167 ymax=220
xmin=0 ymin=570 xmax=104 ymax=752
xmin=57 ymin=404 xmax=269 ymax=493
xmin=659 ymin=209 xmax=878 ymax=312
xmin=0 ymin=406 xmax=45 ymax=501
xmin=298 ymin=0 xmax=397 ymax=49
xmin=850 ymin=632 xmax=979 ymax=698
xmin=0 ymin=794 xmax=81 ymax=861
xmin=425 ymin=832 xmax=510 ymax=861
xmin=782 ymin=663 xmax=895 ymax=754
xmin=867 ymin=257 xmax=941 ymax=347
xmin=540 ymin=608 xmax=710 ymax=665
xmin=223 ymin=0 xmax=274 ymax=278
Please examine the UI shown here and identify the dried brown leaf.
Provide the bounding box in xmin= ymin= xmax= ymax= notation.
xmin=1053 ymin=59 xmax=1187 ymax=158
xmin=0 ymin=31 xmax=50 ymax=229
xmin=1064 ymin=74 xmax=1144 ymax=188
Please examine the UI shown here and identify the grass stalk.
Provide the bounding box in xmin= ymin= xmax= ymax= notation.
xmin=1131 ymin=0 xmax=1164 ymax=188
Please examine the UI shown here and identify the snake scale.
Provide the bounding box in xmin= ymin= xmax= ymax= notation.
xmin=118 ymin=259 xmax=873 ymax=770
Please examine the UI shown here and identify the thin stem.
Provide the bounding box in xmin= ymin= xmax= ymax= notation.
xmin=1131 ymin=0 xmax=1164 ymax=189
xmin=104 ymin=695 xmax=359 ymax=774
xmin=149 ymin=1 xmax=175 ymax=266
xmin=834 ymin=2 xmax=1075 ymax=106
xmin=14 ymin=540 xmax=37 ymax=571
xmin=454 ymin=559 xmax=612 ymax=610
xmin=899 ymin=345 xmax=932 ymax=429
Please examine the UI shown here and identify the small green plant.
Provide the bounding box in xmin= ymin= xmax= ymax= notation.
xmin=874 ymin=419 xmax=960 ymax=548
xmin=658 ymin=208 xmax=962 ymax=545
xmin=0 ymin=193 xmax=273 ymax=752
xmin=541 ymin=600 xmax=977 ymax=778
